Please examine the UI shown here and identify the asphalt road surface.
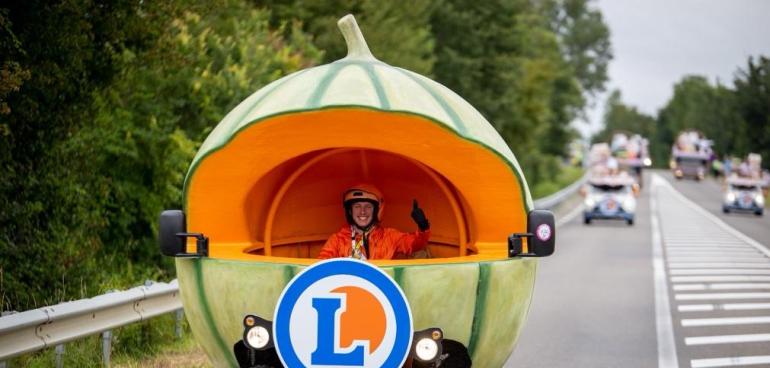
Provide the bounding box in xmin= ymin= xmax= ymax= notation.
xmin=506 ymin=170 xmax=770 ymax=368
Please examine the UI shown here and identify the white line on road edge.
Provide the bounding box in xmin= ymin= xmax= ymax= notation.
xmin=691 ymin=355 xmax=770 ymax=368
xmin=555 ymin=201 xmax=584 ymax=227
xmin=651 ymin=175 xmax=679 ymax=368
xmin=656 ymin=175 xmax=770 ymax=258
xmin=685 ymin=333 xmax=770 ymax=346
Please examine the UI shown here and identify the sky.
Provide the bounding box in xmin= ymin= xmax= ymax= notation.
xmin=579 ymin=0 xmax=770 ymax=137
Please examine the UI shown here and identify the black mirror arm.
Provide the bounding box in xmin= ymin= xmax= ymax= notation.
xmin=508 ymin=233 xmax=537 ymax=257
xmin=174 ymin=232 xmax=209 ymax=257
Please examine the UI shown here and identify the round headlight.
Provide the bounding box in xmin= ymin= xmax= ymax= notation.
xmin=643 ymin=158 xmax=652 ymax=167
xmin=756 ymin=195 xmax=765 ymax=206
xmin=415 ymin=337 xmax=439 ymax=361
xmin=245 ymin=326 xmax=270 ymax=350
xmin=726 ymin=192 xmax=736 ymax=203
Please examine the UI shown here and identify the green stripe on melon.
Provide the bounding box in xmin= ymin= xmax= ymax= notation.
xmin=183 ymin=15 xmax=533 ymax=211
xmin=177 ymin=257 xmax=536 ymax=367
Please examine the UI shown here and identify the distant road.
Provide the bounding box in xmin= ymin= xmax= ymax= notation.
xmin=506 ymin=170 xmax=770 ymax=368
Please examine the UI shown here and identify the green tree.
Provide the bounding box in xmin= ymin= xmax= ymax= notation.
xmin=732 ymin=56 xmax=770 ymax=168
xmin=256 ymin=0 xmax=436 ymax=75
xmin=0 ymin=0 xmax=320 ymax=311
xmin=593 ymin=90 xmax=655 ymax=142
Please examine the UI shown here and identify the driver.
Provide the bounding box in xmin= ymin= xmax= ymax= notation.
xmin=317 ymin=184 xmax=431 ymax=260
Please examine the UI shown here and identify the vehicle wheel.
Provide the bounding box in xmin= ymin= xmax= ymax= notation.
xmin=723 ymin=207 xmax=729 ymax=214
xmin=626 ymin=219 xmax=634 ymax=226
xmin=756 ymin=210 xmax=764 ymax=216
xmin=584 ymin=217 xmax=591 ymax=225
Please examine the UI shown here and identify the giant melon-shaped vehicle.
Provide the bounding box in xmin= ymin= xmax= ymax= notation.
xmin=159 ymin=15 xmax=555 ymax=368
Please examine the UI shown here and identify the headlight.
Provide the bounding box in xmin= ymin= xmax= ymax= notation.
xmin=245 ymin=325 xmax=270 ymax=349
xmin=757 ymin=195 xmax=765 ymax=206
xmin=622 ymin=196 xmax=636 ymax=212
xmin=643 ymin=158 xmax=652 ymax=167
xmin=726 ymin=192 xmax=736 ymax=203
xmin=412 ymin=328 xmax=443 ymax=363
xmin=585 ymin=197 xmax=596 ymax=208
xmin=415 ymin=337 xmax=439 ymax=361
xmin=242 ymin=315 xmax=273 ymax=350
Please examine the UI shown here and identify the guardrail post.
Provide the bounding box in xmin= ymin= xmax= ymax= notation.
xmin=55 ymin=344 xmax=65 ymax=368
xmin=174 ymin=309 xmax=184 ymax=339
xmin=101 ymin=330 xmax=112 ymax=367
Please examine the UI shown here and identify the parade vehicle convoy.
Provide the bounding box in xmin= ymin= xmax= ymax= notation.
xmin=611 ymin=133 xmax=651 ymax=187
xmin=158 ymin=15 xmax=555 ymax=368
xmin=581 ymin=174 xmax=639 ymax=225
xmin=670 ymin=130 xmax=712 ymax=181
xmin=723 ymin=177 xmax=765 ymax=216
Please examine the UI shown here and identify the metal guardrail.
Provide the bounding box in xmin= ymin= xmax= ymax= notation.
xmin=0 ymin=173 xmax=584 ymax=365
xmin=0 ymin=280 xmax=181 ymax=364
xmin=533 ymin=172 xmax=589 ymax=210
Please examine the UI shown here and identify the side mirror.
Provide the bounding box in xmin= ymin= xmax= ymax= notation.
xmin=579 ymin=185 xmax=587 ymax=197
xmin=159 ymin=210 xmax=209 ymax=257
xmin=508 ymin=210 xmax=555 ymax=257
xmin=632 ymin=183 xmax=640 ymax=197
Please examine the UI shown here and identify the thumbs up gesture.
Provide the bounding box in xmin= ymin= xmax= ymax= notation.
xmin=410 ymin=199 xmax=430 ymax=231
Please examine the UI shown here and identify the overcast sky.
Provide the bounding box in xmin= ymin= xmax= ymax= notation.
xmin=579 ymin=0 xmax=770 ymax=137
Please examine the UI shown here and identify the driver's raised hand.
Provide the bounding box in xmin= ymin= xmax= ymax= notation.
xmin=410 ymin=199 xmax=430 ymax=231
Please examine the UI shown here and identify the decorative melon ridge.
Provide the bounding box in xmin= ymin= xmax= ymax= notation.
xmin=183 ymin=106 xmax=534 ymax=214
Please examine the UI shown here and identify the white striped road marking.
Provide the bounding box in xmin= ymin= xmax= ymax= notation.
xmin=673 ymin=283 xmax=770 ymax=291
xmin=670 ymin=269 xmax=770 ymax=275
xmin=667 ymin=257 xmax=769 ymax=263
xmin=691 ymin=355 xmax=770 ymax=368
xmin=667 ymin=250 xmax=762 ymax=256
xmin=650 ymin=175 xmax=679 ymax=368
xmin=668 ymin=262 xmax=770 ymax=269
xmin=685 ymin=333 xmax=770 ymax=346
xmin=681 ymin=316 xmax=770 ymax=327
xmin=660 ymin=180 xmax=770 ymax=258
xmin=676 ymin=292 xmax=770 ymax=300
xmin=679 ymin=303 xmax=770 ymax=312
xmin=672 ymin=275 xmax=770 ymax=282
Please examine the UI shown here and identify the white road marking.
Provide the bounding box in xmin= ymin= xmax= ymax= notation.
xmin=679 ymin=303 xmax=770 ymax=312
xmin=672 ymin=275 xmax=770 ymax=283
xmin=676 ymin=292 xmax=770 ymax=300
xmin=667 ymin=256 xmax=769 ymax=263
xmin=554 ymin=201 xmax=584 ymax=228
xmin=670 ymin=269 xmax=770 ymax=275
xmin=685 ymin=333 xmax=770 ymax=346
xmin=691 ymin=355 xmax=770 ymax=368
xmin=650 ymin=175 xmax=679 ymax=368
xmin=653 ymin=174 xmax=770 ymax=367
xmin=681 ymin=316 xmax=770 ymax=327
xmin=673 ymin=283 xmax=770 ymax=291
xmin=668 ymin=262 xmax=770 ymax=269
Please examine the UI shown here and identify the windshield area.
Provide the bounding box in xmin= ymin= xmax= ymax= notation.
xmin=590 ymin=184 xmax=630 ymax=194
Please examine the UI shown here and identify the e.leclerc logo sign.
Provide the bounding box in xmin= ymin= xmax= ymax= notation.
xmin=273 ymin=259 xmax=413 ymax=367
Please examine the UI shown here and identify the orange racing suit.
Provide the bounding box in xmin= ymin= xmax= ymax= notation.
xmin=317 ymin=225 xmax=430 ymax=260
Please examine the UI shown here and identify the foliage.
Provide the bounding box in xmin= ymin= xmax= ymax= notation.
xmin=256 ymin=0 xmax=437 ymax=75
xmin=0 ymin=0 xmax=320 ymax=311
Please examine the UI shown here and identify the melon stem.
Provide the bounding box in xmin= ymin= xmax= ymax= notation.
xmin=337 ymin=14 xmax=376 ymax=61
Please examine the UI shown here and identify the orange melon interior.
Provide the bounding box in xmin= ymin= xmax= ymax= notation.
xmin=185 ymin=108 xmax=528 ymax=265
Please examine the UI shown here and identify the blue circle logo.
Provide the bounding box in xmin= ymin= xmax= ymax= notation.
xmin=274 ymin=259 xmax=413 ymax=367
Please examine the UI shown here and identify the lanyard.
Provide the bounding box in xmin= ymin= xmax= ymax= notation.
xmin=350 ymin=225 xmax=371 ymax=260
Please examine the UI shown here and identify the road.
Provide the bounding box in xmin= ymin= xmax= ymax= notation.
xmin=506 ymin=170 xmax=770 ymax=368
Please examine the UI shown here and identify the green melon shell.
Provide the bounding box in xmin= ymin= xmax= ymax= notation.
xmin=177 ymin=258 xmax=536 ymax=368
